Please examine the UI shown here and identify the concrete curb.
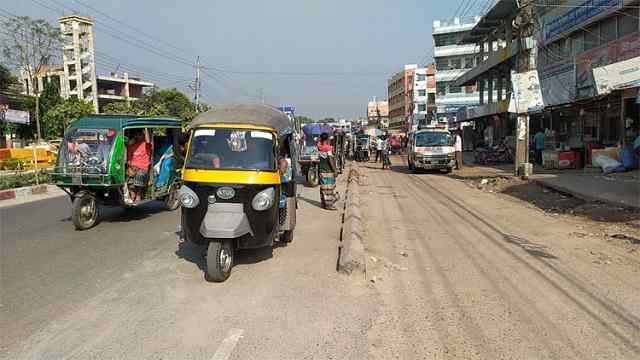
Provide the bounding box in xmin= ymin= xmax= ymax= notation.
xmin=337 ymin=164 xmax=366 ymax=276
xmin=532 ymin=179 xmax=640 ymax=211
xmin=0 ymin=184 xmax=50 ymax=202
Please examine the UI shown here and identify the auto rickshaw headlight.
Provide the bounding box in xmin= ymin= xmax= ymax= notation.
xmin=252 ymin=187 xmax=275 ymax=211
xmin=178 ymin=185 xmax=199 ymax=208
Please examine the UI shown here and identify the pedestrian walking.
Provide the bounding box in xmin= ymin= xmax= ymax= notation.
xmin=381 ymin=136 xmax=391 ymax=170
xmin=375 ymin=137 xmax=383 ymax=163
xmin=317 ymin=133 xmax=338 ymax=210
xmin=454 ymin=131 xmax=463 ymax=170
xmin=534 ymin=129 xmax=546 ymax=165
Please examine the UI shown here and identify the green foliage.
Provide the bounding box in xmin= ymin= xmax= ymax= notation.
xmin=102 ymin=101 xmax=141 ymax=115
xmin=296 ymin=116 xmax=314 ymax=124
xmin=102 ymin=87 xmax=197 ymax=124
xmin=39 ymin=80 xmax=62 ymax=138
xmin=42 ymin=99 xmax=94 ymax=139
xmin=0 ymin=64 xmax=18 ymax=91
xmin=0 ymin=172 xmax=48 ymax=190
xmin=318 ymin=117 xmax=335 ymax=123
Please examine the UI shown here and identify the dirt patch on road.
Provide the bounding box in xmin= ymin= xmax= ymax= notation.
xmin=464 ymin=177 xmax=640 ymax=255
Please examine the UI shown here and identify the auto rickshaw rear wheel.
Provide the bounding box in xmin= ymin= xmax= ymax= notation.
xmin=206 ymin=240 xmax=233 ymax=282
xmin=307 ymin=166 xmax=319 ymax=187
xmin=163 ymin=190 xmax=180 ymax=211
xmin=72 ymin=192 xmax=98 ymax=230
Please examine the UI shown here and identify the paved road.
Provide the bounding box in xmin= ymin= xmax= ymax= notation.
xmin=359 ymin=158 xmax=640 ymax=359
xmin=1 ymin=180 xmax=375 ymax=359
xmin=2 ymin=158 xmax=639 ymax=359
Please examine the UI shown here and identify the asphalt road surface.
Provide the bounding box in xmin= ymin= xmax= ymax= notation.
xmin=0 ymin=179 xmax=376 ymax=360
xmin=2 ymin=158 xmax=639 ymax=359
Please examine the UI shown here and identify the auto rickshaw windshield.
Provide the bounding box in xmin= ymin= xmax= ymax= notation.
xmin=58 ymin=128 xmax=116 ymax=174
xmin=186 ymin=128 xmax=276 ymax=171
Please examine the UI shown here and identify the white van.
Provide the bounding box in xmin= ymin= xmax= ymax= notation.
xmin=407 ymin=128 xmax=455 ymax=173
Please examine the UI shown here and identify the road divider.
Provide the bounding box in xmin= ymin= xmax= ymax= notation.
xmin=337 ymin=164 xmax=366 ymax=277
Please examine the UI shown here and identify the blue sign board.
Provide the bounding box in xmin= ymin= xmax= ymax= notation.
xmin=277 ymin=105 xmax=295 ymax=115
xmin=544 ymin=0 xmax=620 ymax=42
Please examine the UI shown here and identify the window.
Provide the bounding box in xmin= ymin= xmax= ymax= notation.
xmin=450 ymin=58 xmax=461 ymax=69
xmin=464 ymin=57 xmax=475 ymax=69
xmin=436 ymin=82 xmax=447 ymax=95
xmin=416 ymin=74 xmax=425 ymax=81
xmin=600 ymin=16 xmax=617 ymax=43
xmin=418 ymin=89 xmax=426 ymax=96
xmin=435 ymin=58 xmax=449 ymax=70
xmin=449 ymin=85 xmax=462 ymax=94
xmin=572 ymin=32 xmax=584 ymax=55
xmin=434 ymin=33 xmax=459 ymax=47
xmin=619 ymin=8 xmax=638 ymax=37
xmin=418 ymin=104 xmax=426 ymax=112
xmin=584 ymin=23 xmax=599 ymax=50
xmin=428 ymin=93 xmax=436 ymax=104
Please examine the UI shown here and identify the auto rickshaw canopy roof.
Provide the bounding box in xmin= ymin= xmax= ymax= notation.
xmin=69 ymin=115 xmax=182 ymax=131
xmin=190 ymin=104 xmax=292 ymax=136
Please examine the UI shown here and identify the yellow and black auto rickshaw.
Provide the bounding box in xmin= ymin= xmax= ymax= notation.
xmin=178 ymin=104 xmax=298 ymax=282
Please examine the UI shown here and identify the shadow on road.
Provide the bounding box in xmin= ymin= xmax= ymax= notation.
xmin=175 ymin=239 xmax=276 ymax=273
xmin=298 ymin=195 xmax=323 ymax=208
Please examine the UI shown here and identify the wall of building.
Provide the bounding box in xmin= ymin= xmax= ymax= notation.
xmin=433 ymin=17 xmax=481 ymax=123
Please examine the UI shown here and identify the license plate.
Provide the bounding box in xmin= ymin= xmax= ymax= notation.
xmin=72 ymin=174 xmax=82 ymax=185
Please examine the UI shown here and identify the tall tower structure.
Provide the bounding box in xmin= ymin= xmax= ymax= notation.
xmin=59 ymin=15 xmax=98 ymax=112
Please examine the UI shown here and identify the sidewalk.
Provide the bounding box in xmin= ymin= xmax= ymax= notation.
xmin=530 ymin=169 xmax=640 ymax=210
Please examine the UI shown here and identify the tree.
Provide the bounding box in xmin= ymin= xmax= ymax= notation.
xmin=319 ymin=117 xmax=335 ymax=123
xmin=296 ymin=115 xmax=314 ymax=124
xmin=42 ymin=99 xmax=94 ymax=140
xmin=39 ymin=80 xmax=62 ymax=137
xmin=102 ymin=101 xmax=141 ymax=115
xmin=1 ymin=16 xmax=61 ymax=141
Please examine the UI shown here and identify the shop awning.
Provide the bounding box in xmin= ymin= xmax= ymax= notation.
xmin=459 ymin=0 xmax=520 ymax=45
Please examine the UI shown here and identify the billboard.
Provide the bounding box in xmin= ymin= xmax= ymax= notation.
xmin=2 ymin=109 xmax=30 ymax=124
xmin=509 ymin=70 xmax=544 ymax=114
xmin=543 ymin=0 xmax=621 ymax=43
xmin=539 ymin=60 xmax=576 ymax=107
xmin=593 ymin=56 xmax=640 ymax=95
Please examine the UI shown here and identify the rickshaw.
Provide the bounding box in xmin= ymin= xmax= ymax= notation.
xmin=179 ymin=104 xmax=298 ymax=282
xmin=299 ymin=123 xmax=333 ymax=186
xmin=355 ymin=134 xmax=371 ymax=162
xmin=49 ymin=115 xmax=183 ymax=230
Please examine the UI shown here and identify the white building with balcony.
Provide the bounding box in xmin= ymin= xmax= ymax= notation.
xmin=432 ymin=16 xmax=481 ymax=124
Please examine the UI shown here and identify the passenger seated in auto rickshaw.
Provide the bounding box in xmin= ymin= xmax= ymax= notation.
xmin=126 ymin=129 xmax=152 ymax=203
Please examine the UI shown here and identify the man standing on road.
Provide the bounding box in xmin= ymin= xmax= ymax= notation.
xmin=375 ymin=136 xmax=383 ymax=163
xmin=534 ymin=129 xmax=546 ymax=165
xmin=454 ymin=131 xmax=463 ymax=170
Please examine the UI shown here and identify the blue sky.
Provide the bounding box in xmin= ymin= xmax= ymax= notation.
xmin=4 ymin=0 xmax=474 ymax=118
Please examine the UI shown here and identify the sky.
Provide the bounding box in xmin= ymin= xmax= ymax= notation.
xmin=3 ymin=0 xmax=481 ymax=119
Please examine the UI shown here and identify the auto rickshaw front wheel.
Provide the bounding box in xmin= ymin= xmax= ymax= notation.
xmin=72 ymin=192 xmax=99 ymax=230
xmin=206 ymin=240 xmax=234 ymax=282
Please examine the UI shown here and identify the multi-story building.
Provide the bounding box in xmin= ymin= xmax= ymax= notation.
xmin=96 ymin=72 xmax=154 ymax=111
xmin=59 ymin=15 xmax=99 ymax=112
xmin=411 ymin=67 xmax=428 ymax=130
xmin=432 ymin=16 xmax=481 ymax=124
xmin=453 ymin=0 xmax=536 ymax=135
xmin=535 ymin=0 xmax=640 ymax=148
xmin=20 ymin=15 xmax=155 ymax=114
xmin=387 ymin=64 xmax=416 ymax=133
xmin=366 ymin=98 xmax=389 ymax=128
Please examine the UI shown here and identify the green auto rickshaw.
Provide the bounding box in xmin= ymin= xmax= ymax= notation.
xmin=49 ymin=115 xmax=184 ymax=230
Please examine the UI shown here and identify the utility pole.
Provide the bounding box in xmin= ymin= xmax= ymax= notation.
xmin=194 ymin=56 xmax=201 ymax=112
